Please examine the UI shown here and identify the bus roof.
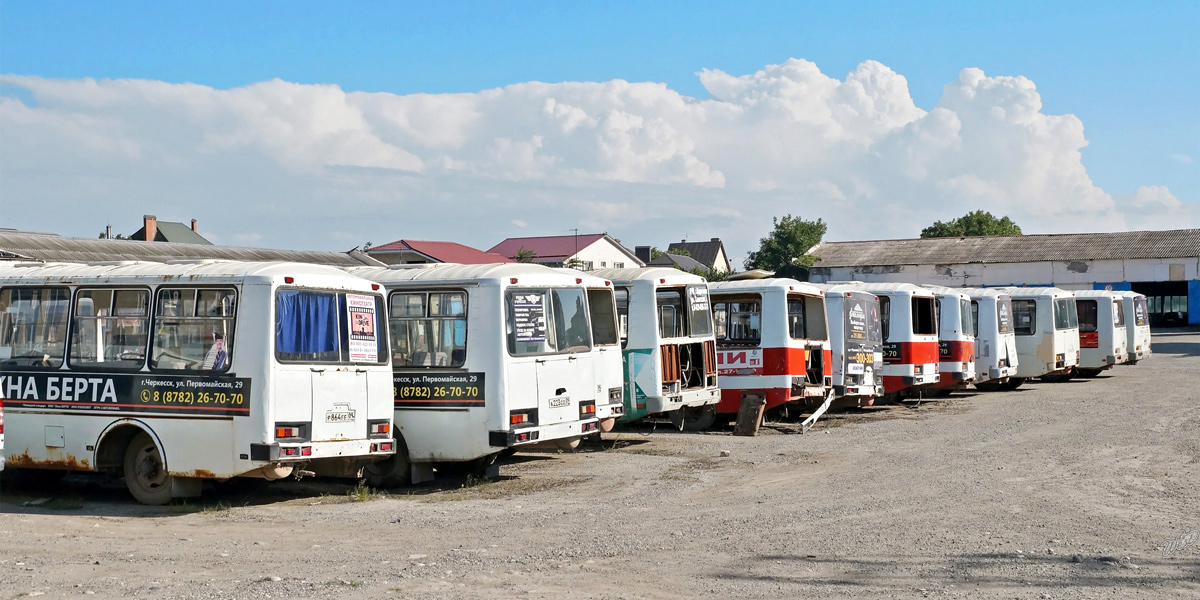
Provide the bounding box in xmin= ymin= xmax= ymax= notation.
xmin=808 ymin=283 xmax=879 ymax=300
xmin=1000 ymin=286 xmax=1074 ymax=299
xmin=829 ymin=281 xmax=936 ymax=298
xmin=1072 ymin=290 xmax=1126 ymax=299
xmin=590 ymin=267 xmax=707 ymax=286
xmin=957 ymin=287 xmax=1013 ymax=300
xmin=0 ymin=260 xmax=356 ymax=284
xmin=710 ymin=278 xmax=824 ymax=297
xmin=552 ymin=267 xmax=612 ymax=287
xmin=348 ymin=262 xmax=577 ymax=285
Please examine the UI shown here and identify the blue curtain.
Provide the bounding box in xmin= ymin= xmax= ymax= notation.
xmin=276 ymin=290 xmax=338 ymax=354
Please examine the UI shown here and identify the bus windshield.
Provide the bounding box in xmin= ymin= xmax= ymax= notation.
xmin=687 ymin=285 xmax=713 ymax=337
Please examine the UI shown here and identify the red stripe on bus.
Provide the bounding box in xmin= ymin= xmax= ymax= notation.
xmin=886 ymin=341 xmax=939 ymax=365
xmin=761 ymin=347 xmax=806 ymax=376
xmin=939 ymin=340 xmax=974 ymax=362
xmin=394 ymin=399 xmax=484 ymax=403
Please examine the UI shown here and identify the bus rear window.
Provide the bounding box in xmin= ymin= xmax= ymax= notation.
xmin=587 ymin=289 xmax=619 ymax=346
xmin=912 ymin=296 xmax=937 ymax=335
xmin=276 ymin=290 xmax=386 ymax=364
xmin=960 ymin=298 xmax=973 ymax=337
xmin=1054 ymin=298 xmax=1078 ymax=330
xmin=996 ymin=298 xmax=1013 ymax=334
xmin=1113 ymin=299 xmax=1125 ymax=327
xmin=714 ymin=298 xmax=761 ymax=343
xmin=507 ymin=288 xmax=593 ymax=356
xmin=1077 ymin=299 xmax=1098 ymax=333
xmin=1012 ymin=299 xmax=1036 ymax=336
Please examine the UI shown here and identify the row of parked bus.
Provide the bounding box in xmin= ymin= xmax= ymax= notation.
xmin=0 ymin=259 xmax=1152 ymax=504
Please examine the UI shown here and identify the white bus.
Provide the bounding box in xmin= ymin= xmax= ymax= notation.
xmin=709 ymin=278 xmax=832 ymax=431
xmin=557 ymin=269 xmax=625 ymax=432
xmin=813 ymin=284 xmax=885 ymax=407
xmin=927 ymin=288 xmax=976 ymax=394
xmin=1002 ymin=287 xmax=1080 ymax=385
xmin=1073 ymin=290 xmax=1128 ymax=377
xmin=591 ymin=268 xmax=720 ymax=425
xmin=1117 ymin=292 xmax=1152 ymax=364
xmin=960 ymin=288 xmax=1019 ymax=391
xmin=848 ymin=283 xmax=940 ymax=399
xmin=0 ymin=260 xmax=395 ymax=504
xmin=351 ymin=264 xmax=602 ymax=487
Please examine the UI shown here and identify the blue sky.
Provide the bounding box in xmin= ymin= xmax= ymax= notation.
xmin=3 ymin=1 xmax=1195 ymax=200
xmin=0 ymin=1 xmax=1196 ymax=255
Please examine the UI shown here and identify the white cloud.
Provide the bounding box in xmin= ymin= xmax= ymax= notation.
xmin=1171 ymin=153 xmax=1193 ymax=164
xmin=1112 ymin=185 xmax=1196 ymax=230
xmin=0 ymin=60 xmax=1186 ymax=263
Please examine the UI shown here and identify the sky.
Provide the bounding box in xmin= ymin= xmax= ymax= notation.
xmin=1 ymin=1 xmax=1197 ymax=266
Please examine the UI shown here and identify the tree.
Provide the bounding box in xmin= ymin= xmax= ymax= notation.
xmin=649 ymin=246 xmax=690 ymax=260
xmin=920 ymin=210 xmax=1022 ymax=238
xmin=744 ymin=215 xmax=827 ymax=272
xmin=515 ymin=248 xmax=538 ymax=263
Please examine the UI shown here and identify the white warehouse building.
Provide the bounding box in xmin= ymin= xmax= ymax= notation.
xmin=807 ymin=228 xmax=1200 ymax=328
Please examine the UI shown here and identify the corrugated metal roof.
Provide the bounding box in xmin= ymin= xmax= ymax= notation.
xmin=809 ymin=229 xmax=1200 ymax=267
xmin=0 ymin=231 xmax=384 ymax=267
xmin=648 ymin=253 xmax=709 ymax=272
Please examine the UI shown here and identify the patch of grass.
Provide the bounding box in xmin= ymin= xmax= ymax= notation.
xmin=346 ymin=482 xmax=384 ymax=502
xmin=460 ymin=473 xmax=494 ymax=489
xmin=201 ymin=500 xmax=234 ymax=513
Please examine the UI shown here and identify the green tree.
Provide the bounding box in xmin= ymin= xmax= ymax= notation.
xmin=920 ymin=210 xmax=1022 ymax=238
xmin=744 ymin=215 xmax=827 ymax=271
xmin=649 ymin=246 xmax=690 ymax=260
xmin=515 ymin=248 xmax=538 ymax=263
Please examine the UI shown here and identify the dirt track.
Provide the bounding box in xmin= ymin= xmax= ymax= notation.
xmin=2 ymin=332 xmax=1198 ymax=599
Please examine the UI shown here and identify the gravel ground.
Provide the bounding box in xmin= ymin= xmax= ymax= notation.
xmin=2 ymin=331 xmax=1198 ymax=599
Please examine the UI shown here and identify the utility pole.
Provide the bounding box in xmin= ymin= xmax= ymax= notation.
xmin=569 ymin=228 xmax=579 ymax=264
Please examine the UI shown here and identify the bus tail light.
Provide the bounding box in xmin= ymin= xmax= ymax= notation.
xmin=284 ymin=277 xmax=294 ymax=284
xmin=368 ymin=420 xmax=391 ymax=437
xmin=509 ymin=409 xmax=537 ymax=427
xmin=580 ymin=401 xmax=596 ymax=418
xmin=274 ymin=422 xmax=309 ymax=441
xmin=301 ymin=446 xmax=312 ymax=456
xmin=282 ymin=447 xmax=298 ymax=457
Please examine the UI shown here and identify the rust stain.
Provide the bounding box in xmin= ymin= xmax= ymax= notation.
xmin=178 ymin=469 xmax=218 ymax=479
xmin=5 ymin=449 xmax=91 ymax=471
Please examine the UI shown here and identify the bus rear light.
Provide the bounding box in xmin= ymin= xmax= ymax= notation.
xmin=276 ymin=427 xmax=300 ymax=438
xmin=300 ymin=446 xmax=312 ymax=456
xmin=576 ymin=278 xmax=583 ymax=284
xmin=582 ymin=422 xmax=597 ymax=433
xmin=515 ymin=432 xmax=531 ymax=443
xmin=282 ymin=447 xmax=298 ymax=456
xmin=580 ymin=402 xmax=596 ymax=418
xmin=371 ymin=283 xmax=381 ymax=290
xmin=284 ymin=277 xmax=294 ymax=284
xmin=660 ymin=278 xmax=666 ymax=283
xmin=379 ymin=441 xmax=393 ymax=452
xmin=511 ymin=414 xmax=528 ymax=425
xmin=605 ymin=281 xmax=611 ymax=286
xmin=510 ymin=278 xmax=518 ymax=284
xmin=368 ymin=420 xmax=391 ymax=436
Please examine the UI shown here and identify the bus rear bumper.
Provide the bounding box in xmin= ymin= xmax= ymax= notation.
xmin=250 ymin=438 xmax=395 ymax=463
xmin=648 ymin=388 xmax=720 ymax=413
xmin=488 ymin=418 xmax=599 ymax=448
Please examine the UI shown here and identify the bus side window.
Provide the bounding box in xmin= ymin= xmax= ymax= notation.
xmin=615 ymin=287 xmax=630 ymax=348
xmin=713 ymin=302 xmax=727 ymax=340
xmin=389 ymin=291 xmax=467 ymax=367
xmin=970 ymin=301 xmax=979 ymax=338
xmin=151 ymin=287 xmax=237 ymax=372
xmin=1112 ymin=299 xmax=1125 ymax=326
xmin=70 ymin=288 xmax=150 ymax=370
xmin=879 ymin=296 xmax=891 ymax=341
xmin=787 ymin=298 xmax=806 ymax=339
xmin=0 ymin=286 xmax=71 ymax=368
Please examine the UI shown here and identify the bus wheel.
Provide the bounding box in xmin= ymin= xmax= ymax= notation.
xmin=1077 ymin=368 xmax=1103 ymax=378
xmin=553 ymin=437 xmax=581 ymax=450
xmin=1004 ymin=377 xmax=1025 ymax=390
xmin=363 ymin=439 xmax=412 ymax=488
xmin=598 ymin=418 xmax=616 ymax=432
xmin=680 ymin=405 xmax=717 ymax=432
xmin=123 ymin=432 xmax=175 ymax=505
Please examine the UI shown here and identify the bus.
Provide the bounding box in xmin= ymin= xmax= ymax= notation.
xmin=1073 ymin=290 xmax=1128 ymax=377
xmin=0 ymin=260 xmax=395 ymax=504
xmin=848 ymin=283 xmax=940 ymax=399
xmin=556 ymin=269 xmax=625 ymax=432
xmin=925 ymin=288 xmax=975 ymax=394
xmin=1117 ymin=292 xmax=1152 ymax=364
xmin=960 ymin=289 xmax=1019 ymax=391
xmin=590 ymin=268 xmax=720 ymax=426
xmin=351 ymin=263 xmax=602 ymax=487
xmin=708 ymin=278 xmax=832 ymax=431
xmin=1002 ymin=287 xmax=1080 ymax=385
xmin=813 ymin=284 xmax=885 ymax=407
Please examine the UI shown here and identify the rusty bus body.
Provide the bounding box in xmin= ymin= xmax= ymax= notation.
xmin=813 ymin=284 xmax=885 ymax=407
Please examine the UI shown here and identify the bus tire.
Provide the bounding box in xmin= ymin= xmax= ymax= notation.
xmin=362 ymin=439 xmax=412 ymax=489
xmin=1004 ymin=377 xmax=1025 ymax=390
xmin=680 ymin=404 xmax=717 ymax=432
xmin=1077 ymin=368 xmax=1103 ymax=378
xmin=122 ymin=432 xmax=175 ymax=506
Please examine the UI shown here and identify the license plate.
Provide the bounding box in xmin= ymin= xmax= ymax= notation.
xmin=325 ymin=410 xmax=356 ymax=423
xmin=549 ymin=396 xmax=570 ymax=408
xmin=847 ymin=363 xmax=865 ymax=374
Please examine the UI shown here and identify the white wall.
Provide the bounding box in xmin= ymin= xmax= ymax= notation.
xmin=573 ymin=239 xmax=640 ymax=269
xmin=811 ymin=256 xmax=1200 ymax=287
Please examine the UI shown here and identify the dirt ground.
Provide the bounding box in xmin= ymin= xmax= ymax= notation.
xmin=2 ymin=332 xmax=1198 ymax=599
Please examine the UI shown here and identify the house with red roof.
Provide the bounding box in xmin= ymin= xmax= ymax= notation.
xmin=488 ymin=233 xmax=644 ymax=270
xmin=365 ymin=239 xmax=514 ymax=265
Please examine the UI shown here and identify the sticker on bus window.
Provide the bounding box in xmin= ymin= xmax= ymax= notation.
xmin=846 ymin=302 xmax=867 ymax=341
xmin=346 ymin=293 xmax=379 ymax=363
xmin=512 ymin=294 xmax=547 ymax=342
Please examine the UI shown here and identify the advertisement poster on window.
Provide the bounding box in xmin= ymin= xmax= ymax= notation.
xmin=346 ymin=293 xmax=379 ymax=362
xmin=846 ymin=301 xmax=868 ymax=341
xmin=512 ymin=293 xmax=547 ymax=342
